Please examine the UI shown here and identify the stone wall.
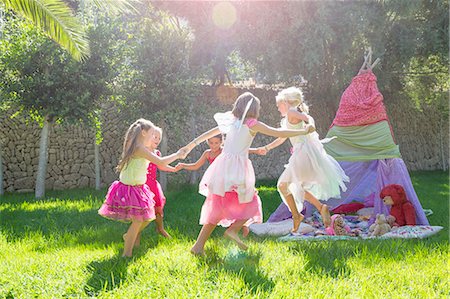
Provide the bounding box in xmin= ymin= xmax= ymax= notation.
xmin=1 ymin=86 xmax=448 ymax=192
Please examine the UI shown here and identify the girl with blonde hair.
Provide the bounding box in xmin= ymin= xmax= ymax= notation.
xmin=261 ymin=87 xmax=349 ymax=233
xmin=98 ymin=118 xmax=187 ymax=257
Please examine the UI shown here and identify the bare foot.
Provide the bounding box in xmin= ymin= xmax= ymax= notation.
xmin=190 ymin=247 xmax=205 ymax=257
xmin=156 ymin=228 xmax=172 ymax=239
xmin=123 ymin=233 xmax=140 ymax=248
xmin=241 ymin=226 xmax=250 ymax=238
xmin=320 ymin=204 xmax=331 ymax=228
xmin=292 ymin=213 xmax=304 ymax=233
xmin=224 ymin=230 xmax=248 ymax=251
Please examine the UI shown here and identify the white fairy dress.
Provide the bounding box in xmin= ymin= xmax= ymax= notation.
xmin=278 ymin=115 xmax=349 ymax=213
xmin=198 ymin=111 xmax=263 ymax=227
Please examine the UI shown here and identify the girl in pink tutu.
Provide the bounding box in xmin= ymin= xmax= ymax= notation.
xmin=145 ymin=126 xmax=177 ymax=239
xmin=261 ymin=87 xmax=349 ymax=233
xmin=183 ymin=92 xmax=315 ymax=255
xmin=98 ymin=118 xmax=186 ymax=257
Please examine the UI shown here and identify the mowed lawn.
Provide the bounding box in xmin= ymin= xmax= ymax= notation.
xmin=0 ymin=171 xmax=448 ymax=298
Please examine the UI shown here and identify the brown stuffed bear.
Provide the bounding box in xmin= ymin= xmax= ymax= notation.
xmin=369 ymin=214 xmax=392 ymax=237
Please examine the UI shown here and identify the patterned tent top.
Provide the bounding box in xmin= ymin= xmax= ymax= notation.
xmin=331 ymin=70 xmax=388 ymax=127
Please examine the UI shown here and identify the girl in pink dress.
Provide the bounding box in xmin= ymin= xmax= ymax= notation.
xmin=145 ymin=127 xmax=176 ymax=239
xmin=176 ymin=135 xmax=223 ymax=171
xmin=98 ymin=119 xmax=187 ymax=257
xmin=183 ymin=92 xmax=315 ymax=255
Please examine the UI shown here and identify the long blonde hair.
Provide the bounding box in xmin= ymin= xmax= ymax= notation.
xmin=231 ymin=92 xmax=261 ymax=120
xmin=116 ymin=118 xmax=155 ymax=172
xmin=276 ymin=87 xmax=309 ymax=114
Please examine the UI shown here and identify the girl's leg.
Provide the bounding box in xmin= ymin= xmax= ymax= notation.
xmin=278 ymin=182 xmax=303 ymax=233
xmin=241 ymin=226 xmax=250 ymax=238
xmin=123 ymin=220 xmax=143 ymax=257
xmin=191 ymin=224 xmax=216 ymax=256
xmin=224 ymin=219 xmax=248 ymax=250
xmin=124 ymin=220 xmax=150 ymax=247
xmin=155 ymin=213 xmax=171 ymax=238
xmin=304 ymin=191 xmax=331 ymax=227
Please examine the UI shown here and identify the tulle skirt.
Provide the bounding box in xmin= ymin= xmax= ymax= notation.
xmin=199 ymin=152 xmax=256 ymax=204
xmin=147 ymin=179 xmax=166 ymax=216
xmin=98 ymin=181 xmax=156 ymax=223
xmin=279 ymin=135 xmax=349 ymax=213
xmin=200 ymin=191 xmax=263 ymax=227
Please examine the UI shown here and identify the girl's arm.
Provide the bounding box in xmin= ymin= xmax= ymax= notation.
xmin=263 ymin=137 xmax=287 ymax=152
xmin=251 ymin=121 xmax=315 ymax=138
xmin=288 ymin=110 xmax=316 ymax=127
xmin=135 ymin=146 xmax=183 ymax=167
xmin=157 ymin=164 xmax=177 ymax=172
xmin=249 ymin=147 xmax=266 ymax=155
xmin=185 ymin=127 xmax=221 ymax=152
xmin=288 ymin=109 xmax=309 ymax=123
xmin=177 ymin=151 xmax=209 ymax=171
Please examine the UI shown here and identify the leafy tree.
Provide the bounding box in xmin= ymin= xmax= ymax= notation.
xmin=1 ymin=0 xmax=139 ymax=61
xmin=1 ymin=0 xmax=89 ymax=60
xmin=0 ymin=15 xmax=112 ymax=197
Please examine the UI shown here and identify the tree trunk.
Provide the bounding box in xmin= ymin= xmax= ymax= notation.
xmin=189 ymin=101 xmax=199 ymax=184
xmin=439 ymin=112 xmax=447 ymax=171
xmin=159 ymin=121 xmax=168 ymax=191
xmin=94 ymin=139 xmax=101 ymax=190
xmin=0 ymin=143 xmax=3 ymax=196
xmin=35 ymin=117 xmax=51 ymax=198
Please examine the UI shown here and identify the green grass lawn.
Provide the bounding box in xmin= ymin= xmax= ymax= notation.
xmin=1 ymin=171 xmax=448 ymax=298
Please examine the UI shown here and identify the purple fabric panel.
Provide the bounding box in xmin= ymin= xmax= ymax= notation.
xmin=266 ymin=159 xmax=429 ymax=225
xmin=376 ymin=159 xmax=429 ymax=225
xmin=267 ymin=200 xmax=291 ymax=222
xmin=268 ymin=161 xmax=378 ymax=222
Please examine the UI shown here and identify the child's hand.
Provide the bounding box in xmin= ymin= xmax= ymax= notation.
xmin=306 ymin=124 xmax=316 ymax=133
xmin=257 ymin=147 xmax=268 ymax=155
xmin=175 ymin=163 xmax=184 ymax=171
xmin=177 ymin=147 xmax=190 ymax=159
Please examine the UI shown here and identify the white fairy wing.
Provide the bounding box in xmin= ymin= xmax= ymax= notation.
xmin=214 ymin=111 xmax=237 ymax=134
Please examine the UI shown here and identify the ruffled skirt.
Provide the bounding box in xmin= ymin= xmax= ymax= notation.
xmin=147 ymin=179 xmax=166 ymax=216
xmin=199 ymin=152 xmax=256 ymax=204
xmin=279 ymin=135 xmax=349 ymax=213
xmin=200 ymin=191 xmax=263 ymax=227
xmin=98 ymin=181 xmax=156 ymax=223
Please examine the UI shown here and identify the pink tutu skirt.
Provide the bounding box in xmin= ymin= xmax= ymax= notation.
xmin=98 ymin=181 xmax=156 ymax=223
xmin=200 ymin=191 xmax=263 ymax=227
xmin=147 ymin=179 xmax=166 ymax=215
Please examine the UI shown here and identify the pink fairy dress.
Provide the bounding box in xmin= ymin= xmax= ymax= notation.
xmin=198 ymin=111 xmax=263 ymax=227
xmin=98 ymin=157 xmax=156 ymax=222
xmin=278 ymin=114 xmax=349 ymax=213
xmin=145 ymin=150 xmax=166 ymax=216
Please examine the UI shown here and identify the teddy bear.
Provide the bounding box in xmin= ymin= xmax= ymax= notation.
xmin=325 ymin=214 xmax=352 ymax=236
xmin=380 ymin=184 xmax=416 ymax=226
xmin=369 ymin=214 xmax=392 ymax=237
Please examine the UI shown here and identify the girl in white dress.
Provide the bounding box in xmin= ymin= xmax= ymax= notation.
xmin=183 ymin=92 xmax=315 ymax=255
xmin=261 ymin=87 xmax=349 ymax=233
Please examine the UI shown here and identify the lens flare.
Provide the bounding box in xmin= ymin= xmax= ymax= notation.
xmin=212 ymin=2 xmax=237 ymax=29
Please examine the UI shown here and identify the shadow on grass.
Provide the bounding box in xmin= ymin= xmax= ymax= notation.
xmin=83 ymin=243 xmax=154 ymax=296
xmin=194 ymin=248 xmax=275 ymax=295
xmin=84 ymin=254 xmax=130 ymax=296
xmin=288 ymin=240 xmax=358 ymax=278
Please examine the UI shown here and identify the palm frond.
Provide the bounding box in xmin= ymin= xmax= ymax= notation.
xmin=90 ymin=0 xmax=140 ymax=15
xmin=2 ymin=0 xmax=90 ymax=61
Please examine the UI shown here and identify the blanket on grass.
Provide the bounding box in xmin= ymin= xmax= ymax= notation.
xmin=249 ymin=212 xmax=442 ymax=240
